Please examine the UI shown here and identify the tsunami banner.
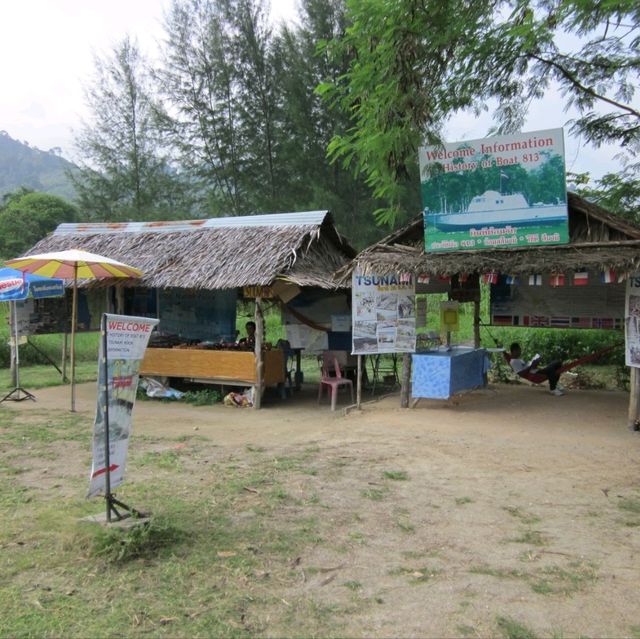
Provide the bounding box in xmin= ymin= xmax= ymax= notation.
xmin=88 ymin=314 xmax=159 ymax=498
xmin=352 ymin=272 xmax=416 ymax=355
xmin=418 ymin=128 xmax=569 ymax=253
xmin=625 ymin=274 xmax=640 ymax=368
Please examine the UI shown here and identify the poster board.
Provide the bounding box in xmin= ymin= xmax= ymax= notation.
xmin=352 ymin=273 xmax=416 ymax=354
xmin=419 ymin=128 xmax=568 ymax=252
xmin=625 ymin=274 xmax=640 ymax=367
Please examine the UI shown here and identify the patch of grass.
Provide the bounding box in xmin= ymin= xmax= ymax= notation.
xmin=81 ymin=517 xmax=185 ymax=563
xmin=396 ymin=519 xmax=416 ymax=533
xmin=629 ymin=625 xmax=640 ymax=639
xmin=503 ymin=506 xmax=541 ymax=524
xmin=457 ymin=624 xmax=477 ymax=637
xmin=618 ymin=496 xmax=640 ymax=514
xmin=245 ymin=444 xmax=266 ymax=453
xmin=361 ymin=487 xmax=388 ymax=501
xmin=496 ymin=615 xmax=538 ymax=639
xmin=383 ymin=470 xmax=408 ymax=481
xmin=138 ymin=449 xmax=183 ymax=471
xmin=343 ymin=580 xmax=362 ymax=591
xmin=530 ymin=562 xmax=598 ymax=596
xmin=509 ymin=529 xmax=548 ymax=546
xmin=455 ymin=496 xmax=474 ymax=505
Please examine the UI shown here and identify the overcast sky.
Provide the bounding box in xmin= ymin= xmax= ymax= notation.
xmin=0 ymin=0 xmax=630 ymax=181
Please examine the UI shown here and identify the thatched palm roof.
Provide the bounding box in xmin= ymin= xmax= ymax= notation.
xmin=26 ymin=211 xmax=355 ymax=290
xmin=340 ymin=193 xmax=640 ymax=279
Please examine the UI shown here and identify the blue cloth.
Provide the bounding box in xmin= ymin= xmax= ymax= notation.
xmin=412 ymin=348 xmax=487 ymax=399
xmin=0 ymin=267 xmax=64 ymax=301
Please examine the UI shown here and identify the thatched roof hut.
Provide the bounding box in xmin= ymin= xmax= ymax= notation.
xmin=340 ymin=193 xmax=640 ymax=279
xmin=27 ymin=211 xmax=355 ymax=290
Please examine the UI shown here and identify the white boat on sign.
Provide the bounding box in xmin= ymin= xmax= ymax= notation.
xmin=431 ymin=190 xmax=566 ymax=231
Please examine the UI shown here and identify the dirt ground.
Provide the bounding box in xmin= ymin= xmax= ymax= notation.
xmin=13 ymin=381 xmax=640 ymax=637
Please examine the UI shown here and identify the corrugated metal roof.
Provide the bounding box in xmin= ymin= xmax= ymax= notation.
xmin=53 ymin=211 xmax=329 ymax=236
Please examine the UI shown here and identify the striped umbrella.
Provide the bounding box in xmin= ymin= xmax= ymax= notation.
xmin=6 ymin=250 xmax=143 ymax=411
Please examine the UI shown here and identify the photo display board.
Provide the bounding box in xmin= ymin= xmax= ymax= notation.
xmin=419 ymin=128 xmax=569 ymax=253
xmin=352 ymin=273 xmax=416 ymax=354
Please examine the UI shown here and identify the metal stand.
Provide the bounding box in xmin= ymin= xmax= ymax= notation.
xmin=1 ymin=302 xmax=36 ymax=403
xmin=0 ymin=386 xmax=36 ymax=403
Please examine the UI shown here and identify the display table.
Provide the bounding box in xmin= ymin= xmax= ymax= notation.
xmin=140 ymin=348 xmax=285 ymax=387
xmin=411 ymin=347 xmax=488 ymax=400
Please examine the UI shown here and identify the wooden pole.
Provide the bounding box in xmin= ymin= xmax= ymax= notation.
xmin=356 ymin=354 xmax=362 ymax=409
xmin=254 ymin=297 xmax=263 ymax=410
xmin=400 ymin=352 xmax=411 ymax=408
xmin=628 ymin=367 xmax=640 ymax=431
xmin=70 ymin=274 xmax=78 ymax=412
xmin=62 ymin=332 xmax=68 ymax=382
xmin=473 ymin=299 xmax=481 ymax=348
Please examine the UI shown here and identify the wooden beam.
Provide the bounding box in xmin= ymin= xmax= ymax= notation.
xmin=254 ymin=297 xmax=263 ymax=410
xmin=400 ymin=353 xmax=411 ymax=408
xmin=628 ymin=367 xmax=640 ymax=431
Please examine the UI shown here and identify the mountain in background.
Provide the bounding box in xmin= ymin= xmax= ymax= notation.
xmin=0 ymin=131 xmax=78 ymax=201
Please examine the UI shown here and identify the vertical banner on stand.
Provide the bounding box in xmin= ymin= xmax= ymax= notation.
xmin=88 ymin=314 xmax=159 ymax=498
xmin=625 ymin=274 xmax=640 ymax=367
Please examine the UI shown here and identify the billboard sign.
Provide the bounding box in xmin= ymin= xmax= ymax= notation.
xmin=419 ymin=128 xmax=569 ymax=252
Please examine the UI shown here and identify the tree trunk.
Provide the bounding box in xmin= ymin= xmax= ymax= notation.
xmin=400 ymin=353 xmax=411 ymax=408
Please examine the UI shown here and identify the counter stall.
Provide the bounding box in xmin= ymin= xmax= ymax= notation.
xmin=411 ymin=347 xmax=489 ymax=400
xmin=140 ymin=347 xmax=285 ymax=387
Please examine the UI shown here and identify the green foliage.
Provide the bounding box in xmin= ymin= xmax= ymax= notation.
xmin=0 ymin=189 xmax=78 ymax=259
xmin=72 ymin=36 xmax=192 ymax=222
xmin=570 ymin=168 xmax=640 ymax=224
xmin=181 ymin=388 xmax=223 ymax=405
xmin=322 ymin=0 xmax=640 ymax=223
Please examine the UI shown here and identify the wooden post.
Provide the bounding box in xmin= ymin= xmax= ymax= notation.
xmin=62 ymin=332 xmax=68 ymax=382
xmin=400 ymin=352 xmax=411 ymax=408
xmin=254 ymin=297 xmax=263 ymax=410
xmin=628 ymin=367 xmax=640 ymax=431
xmin=356 ymin=354 xmax=362 ymax=409
xmin=473 ymin=299 xmax=481 ymax=348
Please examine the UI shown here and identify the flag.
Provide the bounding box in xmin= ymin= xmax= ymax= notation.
xmin=617 ymin=272 xmax=628 ymax=284
xmin=528 ymin=274 xmax=542 ymax=286
xmin=573 ymin=271 xmax=589 ymax=286
xmin=482 ymin=272 xmax=499 ymax=285
xmin=549 ymin=316 xmax=571 ymax=327
xmin=505 ymin=274 xmax=519 ymax=285
xmin=437 ymin=275 xmax=451 ymax=283
xmin=600 ymin=269 xmax=616 ymax=284
xmin=549 ymin=273 xmax=565 ymax=287
xmin=417 ymin=274 xmax=430 ymax=284
xmin=592 ymin=317 xmax=614 ymax=329
xmin=500 ymin=172 xmax=509 ymax=179
xmin=529 ymin=315 xmax=549 ymax=327
xmin=492 ymin=315 xmax=514 ymax=326
xmin=571 ymin=317 xmax=592 ymax=328
xmin=458 ymin=273 xmax=469 ymax=284
xmin=399 ymin=272 xmax=411 ymax=284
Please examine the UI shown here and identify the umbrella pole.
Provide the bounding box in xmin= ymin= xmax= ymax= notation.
xmin=71 ymin=271 xmax=77 ymax=412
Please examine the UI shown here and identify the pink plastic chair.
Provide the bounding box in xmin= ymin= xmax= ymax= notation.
xmin=318 ymin=351 xmax=354 ymax=410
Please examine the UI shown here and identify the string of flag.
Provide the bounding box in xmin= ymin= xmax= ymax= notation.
xmin=416 ymin=270 xmax=627 ymax=286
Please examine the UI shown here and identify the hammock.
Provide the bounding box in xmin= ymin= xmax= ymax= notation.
xmin=502 ymin=343 xmax=621 ymax=384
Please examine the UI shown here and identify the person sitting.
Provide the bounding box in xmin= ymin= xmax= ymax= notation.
xmin=238 ymin=321 xmax=256 ymax=349
xmin=508 ymin=342 xmax=565 ymax=396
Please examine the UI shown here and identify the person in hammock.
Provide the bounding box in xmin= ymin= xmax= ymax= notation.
xmin=508 ymin=342 xmax=565 ymax=396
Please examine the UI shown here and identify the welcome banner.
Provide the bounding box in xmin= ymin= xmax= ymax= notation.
xmin=88 ymin=314 xmax=159 ymax=498
xmin=418 ymin=128 xmax=569 ymax=253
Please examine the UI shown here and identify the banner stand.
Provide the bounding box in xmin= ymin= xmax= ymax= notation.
xmin=101 ymin=314 xmax=142 ymax=523
xmin=0 ymin=302 xmax=36 ymax=404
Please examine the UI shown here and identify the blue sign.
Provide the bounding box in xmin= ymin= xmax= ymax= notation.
xmin=0 ymin=267 xmax=64 ymax=302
